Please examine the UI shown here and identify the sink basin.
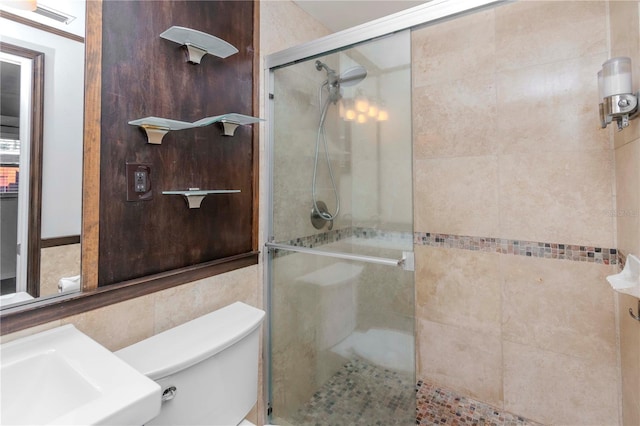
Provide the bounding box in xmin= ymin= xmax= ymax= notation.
xmin=0 ymin=324 xmax=161 ymax=425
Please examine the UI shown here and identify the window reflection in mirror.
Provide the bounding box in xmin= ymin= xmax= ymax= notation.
xmin=0 ymin=1 xmax=85 ymax=309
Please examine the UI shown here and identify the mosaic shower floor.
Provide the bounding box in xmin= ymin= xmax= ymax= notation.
xmin=416 ymin=381 xmax=543 ymax=426
xmin=279 ymin=358 xmax=542 ymax=426
xmin=287 ymin=358 xmax=415 ymax=425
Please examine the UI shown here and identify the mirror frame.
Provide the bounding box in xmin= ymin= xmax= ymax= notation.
xmin=1 ymin=0 xmax=260 ymax=336
xmin=0 ymin=41 xmax=44 ymax=298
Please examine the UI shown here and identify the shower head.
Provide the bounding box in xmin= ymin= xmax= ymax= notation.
xmin=315 ymin=60 xmax=367 ymax=87
xmin=337 ymin=66 xmax=367 ymax=87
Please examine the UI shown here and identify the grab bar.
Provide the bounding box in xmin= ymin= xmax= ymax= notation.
xmin=265 ymin=242 xmax=414 ymax=271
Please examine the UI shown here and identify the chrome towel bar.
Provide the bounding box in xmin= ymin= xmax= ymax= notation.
xmin=265 ymin=242 xmax=414 ymax=271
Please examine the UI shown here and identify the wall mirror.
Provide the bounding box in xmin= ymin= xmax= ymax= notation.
xmin=0 ymin=0 xmax=85 ymax=310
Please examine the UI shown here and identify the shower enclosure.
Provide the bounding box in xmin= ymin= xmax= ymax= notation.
xmin=265 ymin=30 xmax=415 ymax=425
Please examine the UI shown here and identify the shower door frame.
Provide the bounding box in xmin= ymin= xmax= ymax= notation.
xmin=262 ymin=0 xmax=506 ymax=423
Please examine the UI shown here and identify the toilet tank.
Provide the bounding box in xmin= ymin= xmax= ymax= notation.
xmin=115 ymin=302 xmax=265 ymax=426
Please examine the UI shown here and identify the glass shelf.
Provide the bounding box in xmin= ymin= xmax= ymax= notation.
xmin=127 ymin=117 xmax=195 ymax=144
xmin=162 ymin=189 xmax=240 ymax=209
xmin=129 ymin=113 xmax=264 ymax=144
xmin=159 ymin=26 xmax=238 ymax=64
xmin=193 ymin=113 xmax=265 ymax=136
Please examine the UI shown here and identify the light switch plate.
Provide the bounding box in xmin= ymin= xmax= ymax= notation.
xmin=126 ymin=163 xmax=153 ymax=201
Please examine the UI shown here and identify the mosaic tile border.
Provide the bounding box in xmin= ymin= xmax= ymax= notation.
xmin=271 ymin=227 xmax=412 ymax=258
xmin=270 ymin=228 xmax=619 ymax=265
xmin=414 ymin=232 xmax=618 ymax=265
xmin=277 ymin=227 xmax=354 ymax=250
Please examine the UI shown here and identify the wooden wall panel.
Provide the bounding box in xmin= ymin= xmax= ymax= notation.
xmin=98 ymin=1 xmax=255 ymax=286
xmin=81 ymin=0 xmax=102 ymax=292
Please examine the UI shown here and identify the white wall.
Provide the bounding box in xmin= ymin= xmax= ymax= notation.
xmin=0 ymin=16 xmax=84 ymax=238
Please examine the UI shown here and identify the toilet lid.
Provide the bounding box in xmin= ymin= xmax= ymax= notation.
xmin=116 ymin=302 xmax=265 ymax=380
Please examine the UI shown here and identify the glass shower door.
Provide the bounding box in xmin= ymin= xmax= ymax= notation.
xmin=267 ymin=30 xmax=414 ymax=425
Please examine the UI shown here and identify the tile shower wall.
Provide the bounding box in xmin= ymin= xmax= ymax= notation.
xmin=271 ymin=58 xmax=350 ymax=242
xmin=611 ymin=2 xmax=640 ymax=425
xmin=258 ymin=0 xmax=331 ymax=244
xmin=270 ymin=35 xmax=412 ymax=242
xmin=412 ymin=2 xmax=620 ymax=425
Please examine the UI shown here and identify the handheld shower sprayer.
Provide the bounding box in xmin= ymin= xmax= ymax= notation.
xmin=311 ymin=60 xmax=367 ymax=229
xmin=316 ymin=60 xmax=341 ymax=104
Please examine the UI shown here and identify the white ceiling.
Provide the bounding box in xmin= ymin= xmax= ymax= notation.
xmin=292 ymin=0 xmax=429 ymax=32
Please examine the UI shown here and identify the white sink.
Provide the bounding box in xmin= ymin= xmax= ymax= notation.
xmin=0 ymin=324 xmax=161 ymax=425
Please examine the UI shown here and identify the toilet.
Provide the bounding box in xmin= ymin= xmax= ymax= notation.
xmin=115 ymin=301 xmax=265 ymax=426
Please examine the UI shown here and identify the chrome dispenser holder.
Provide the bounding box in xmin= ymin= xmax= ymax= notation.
xmin=598 ymin=57 xmax=638 ymax=131
xmin=600 ymin=92 xmax=639 ymax=131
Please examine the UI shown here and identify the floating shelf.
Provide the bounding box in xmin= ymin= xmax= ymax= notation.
xmin=127 ymin=117 xmax=195 ymax=144
xmin=193 ymin=113 xmax=265 ymax=136
xmin=162 ymin=188 xmax=241 ymax=209
xmin=160 ymin=26 xmax=238 ymax=64
xmin=129 ymin=113 xmax=264 ymax=143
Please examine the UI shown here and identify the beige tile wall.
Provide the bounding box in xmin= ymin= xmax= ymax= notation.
xmin=611 ymin=2 xmax=640 ymax=425
xmin=40 ymin=243 xmax=81 ymax=297
xmin=611 ymin=0 xmax=640 ymax=151
xmin=1 ymin=265 xmax=260 ymax=351
xmin=271 ymin=59 xmax=354 ymax=241
xmin=415 ymin=247 xmax=503 ymax=406
xmin=413 ymin=1 xmax=614 ymax=248
xmin=260 ymin=1 xmax=334 ymax=244
xmin=412 ymin=2 xmax=622 ymax=424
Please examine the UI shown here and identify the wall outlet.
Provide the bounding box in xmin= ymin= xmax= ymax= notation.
xmin=134 ymin=171 xmax=148 ymax=192
xmin=126 ymin=163 xmax=153 ymax=201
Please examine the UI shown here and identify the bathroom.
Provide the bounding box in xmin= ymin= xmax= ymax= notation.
xmin=0 ymin=1 xmax=639 ymax=425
